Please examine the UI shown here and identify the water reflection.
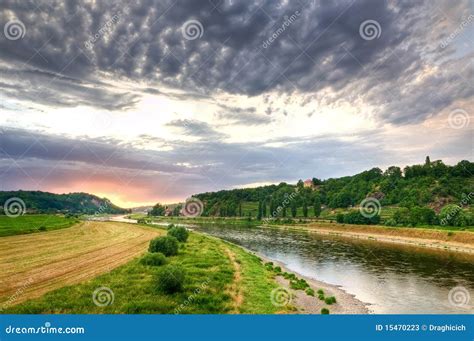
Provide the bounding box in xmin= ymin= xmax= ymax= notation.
xmin=191 ymin=224 xmax=474 ymax=314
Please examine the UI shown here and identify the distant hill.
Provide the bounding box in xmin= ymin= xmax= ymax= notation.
xmin=192 ymin=158 xmax=474 ymax=226
xmin=0 ymin=191 xmax=129 ymax=215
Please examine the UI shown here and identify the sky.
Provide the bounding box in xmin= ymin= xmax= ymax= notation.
xmin=0 ymin=0 xmax=473 ymax=207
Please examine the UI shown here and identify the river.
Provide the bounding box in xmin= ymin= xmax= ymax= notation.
xmin=187 ymin=223 xmax=474 ymax=314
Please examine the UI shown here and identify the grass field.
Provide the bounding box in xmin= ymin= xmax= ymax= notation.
xmin=2 ymin=225 xmax=283 ymax=314
xmin=0 ymin=221 xmax=159 ymax=310
xmin=0 ymin=214 xmax=79 ymax=237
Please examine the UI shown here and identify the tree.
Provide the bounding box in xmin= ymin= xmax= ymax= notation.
xmin=282 ymin=206 xmax=287 ymax=218
xmin=238 ymin=202 xmax=242 ymax=217
xmin=297 ymin=179 xmax=304 ymax=189
xmin=312 ymin=177 xmax=322 ymax=186
xmin=269 ymin=198 xmax=275 ymax=217
xmin=425 ymin=156 xmax=431 ymax=166
xmin=302 ymin=200 xmax=308 ymax=218
xmin=313 ymin=196 xmax=321 ymax=217
xmin=262 ymin=199 xmax=267 ymax=217
xmin=257 ymin=201 xmax=262 ymax=220
xmin=149 ymin=203 xmax=166 ymax=216
xmin=172 ymin=204 xmax=182 ymax=216
xmin=291 ymin=201 xmax=297 ymax=218
xmin=439 ymin=204 xmax=466 ymax=226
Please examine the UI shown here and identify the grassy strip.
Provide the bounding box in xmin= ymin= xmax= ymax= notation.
xmin=0 ymin=214 xmax=79 ymax=237
xmin=4 ymin=229 xmax=282 ymax=314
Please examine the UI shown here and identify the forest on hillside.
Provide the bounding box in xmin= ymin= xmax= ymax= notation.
xmin=0 ymin=191 xmax=129 ymax=215
xmin=188 ymin=158 xmax=473 ymax=227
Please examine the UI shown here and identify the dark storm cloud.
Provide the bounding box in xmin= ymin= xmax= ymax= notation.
xmin=1 ymin=0 xmax=472 ymax=124
xmin=0 ymin=66 xmax=139 ymax=110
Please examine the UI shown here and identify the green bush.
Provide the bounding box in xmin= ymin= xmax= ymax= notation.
xmin=318 ymin=294 xmax=325 ymax=301
xmin=305 ymin=288 xmax=315 ymax=296
xmin=140 ymin=252 xmax=167 ymax=266
xmin=317 ymin=289 xmax=324 ymax=295
xmin=324 ymin=296 xmax=336 ymax=305
xmin=273 ymin=266 xmax=282 ymax=273
xmin=156 ymin=265 xmax=185 ymax=293
xmin=167 ymin=223 xmax=175 ymax=229
xmin=167 ymin=226 xmax=189 ymax=242
xmin=148 ymin=236 xmax=179 ymax=256
xmin=283 ymin=272 xmax=296 ymax=280
xmin=321 ymin=308 xmax=330 ymax=314
xmin=290 ymin=279 xmax=310 ymax=290
xmin=439 ymin=204 xmax=468 ymax=227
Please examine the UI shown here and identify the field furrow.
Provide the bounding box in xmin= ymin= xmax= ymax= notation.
xmin=0 ymin=221 xmax=160 ymax=307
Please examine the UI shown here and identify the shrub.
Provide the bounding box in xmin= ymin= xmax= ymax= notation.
xmin=290 ymin=279 xmax=310 ymax=290
xmin=273 ymin=266 xmax=282 ymax=273
xmin=148 ymin=236 xmax=179 ymax=256
xmin=38 ymin=226 xmax=47 ymax=231
xmin=140 ymin=252 xmax=167 ymax=266
xmin=156 ymin=265 xmax=185 ymax=293
xmin=317 ymin=289 xmax=324 ymax=295
xmin=318 ymin=294 xmax=325 ymax=301
xmin=439 ymin=204 xmax=467 ymax=227
xmin=306 ymin=288 xmax=315 ymax=296
xmin=324 ymin=296 xmax=336 ymax=305
xmin=167 ymin=223 xmax=175 ymax=229
xmin=168 ymin=226 xmax=189 ymax=242
xmin=321 ymin=308 xmax=330 ymax=314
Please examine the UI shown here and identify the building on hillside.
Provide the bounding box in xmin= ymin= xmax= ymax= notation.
xmin=303 ymin=179 xmax=314 ymax=188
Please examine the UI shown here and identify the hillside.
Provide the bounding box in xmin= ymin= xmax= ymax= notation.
xmin=192 ymin=158 xmax=473 ymax=227
xmin=0 ymin=190 xmax=129 ymax=215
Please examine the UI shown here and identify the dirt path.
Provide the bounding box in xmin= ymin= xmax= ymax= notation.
xmin=0 ymin=221 xmax=160 ymax=308
xmin=224 ymin=248 xmax=244 ymax=313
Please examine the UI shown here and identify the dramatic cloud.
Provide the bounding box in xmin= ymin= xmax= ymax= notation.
xmin=0 ymin=0 xmax=472 ymax=205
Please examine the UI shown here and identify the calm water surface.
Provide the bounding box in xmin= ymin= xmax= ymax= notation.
xmin=190 ymin=224 xmax=474 ymax=314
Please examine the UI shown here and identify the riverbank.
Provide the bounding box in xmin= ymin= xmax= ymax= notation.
xmin=204 ymin=235 xmax=370 ymax=314
xmin=2 ymin=223 xmax=288 ymax=314
xmin=279 ymin=222 xmax=474 ymax=255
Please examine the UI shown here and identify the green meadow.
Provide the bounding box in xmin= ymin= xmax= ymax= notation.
xmin=0 ymin=214 xmax=79 ymax=237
